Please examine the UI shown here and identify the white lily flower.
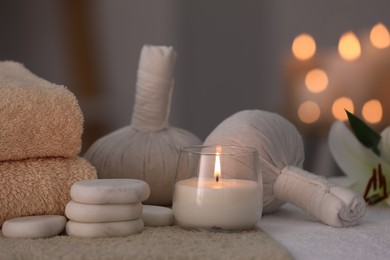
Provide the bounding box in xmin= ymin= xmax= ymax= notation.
xmin=379 ymin=126 xmax=390 ymax=163
xmin=328 ymin=121 xmax=390 ymax=206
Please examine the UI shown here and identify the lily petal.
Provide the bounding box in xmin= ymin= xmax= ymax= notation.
xmin=379 ymin=126 xmax=390 ymax=164
xmin=329 ymin=176 xmax=357 ymax=188
xmin=328 ymin=121 xmax=390 ymax=194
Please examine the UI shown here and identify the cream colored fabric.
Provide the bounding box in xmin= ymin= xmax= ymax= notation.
xmin=0 ymin=226 xmax=292 ymax=260
xmin=85 ymin=127 xmax=201 ymax=205
xmin=84 ymin=46 xmax=202 ymax=206
xmin=0 ymin=157 xmax=97 ymax=226
xmin=205 ymin=110 xmax=365 ymax=227
xmin=0 ymin=61 xmax=83 ymax=161
xmin=275 ymin=166 xmax=365 ymax=227
xmin=205 ymin=110 xmax=305 ymax=213
xmin=131 ymin=45 xmax=176 ymax=132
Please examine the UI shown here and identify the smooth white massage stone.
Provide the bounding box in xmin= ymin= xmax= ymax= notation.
xmin=1 ymin=215 xmax=66 ymax=238
xmin=65 ymin=200 xmax=143 ymax=222
xmin=142 ymin=205 xmax=174 ymax=227
xmin=70 ymin=179 xmax=150 ymax=204
xmin=66 ymin=219 xmax=144 ymax=238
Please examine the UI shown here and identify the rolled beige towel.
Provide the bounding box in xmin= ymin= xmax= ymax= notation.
xmin=0 ymin=61 xmax=83 ymax=161
xmin=0 ymin=157 xmax=97 ymax=226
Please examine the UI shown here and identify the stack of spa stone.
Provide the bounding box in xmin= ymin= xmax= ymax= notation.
xmin=65 ymin=179 xmax=150 ymax=238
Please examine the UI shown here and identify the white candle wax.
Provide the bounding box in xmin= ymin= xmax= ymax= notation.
xmin=173 ymin=178 xmax=262 ymax=230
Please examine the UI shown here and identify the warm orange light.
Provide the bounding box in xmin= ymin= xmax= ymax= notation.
xmin=332 ymin=97 xmax=354 ymax=120
xmin=370 ymin=23 xmax=390 ymax=49
xmin=292 ymin=34 xmax=316 ymax=60
xmin=362 ymin=99 xmax=383 ymax=124
xmin=305 ymin=68 xmax=329 ymax=93
xmin=338 ymin=32 xmax=361 ymax=61
xmin=214 ymin=147 xmax=221 ymax=182
xmin=298 ymin=101 xmax=320 ymax=124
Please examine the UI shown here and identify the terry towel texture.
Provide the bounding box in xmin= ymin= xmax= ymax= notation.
xmin=0 ymin=61 xmax=83 ymax=161
xmin=0 ymin=226 xmax=292 ymax=260
xmin=0 ymin=157 xmax=96 ymax=226
xmin=0 ymin=61 xmax=97 ymax=226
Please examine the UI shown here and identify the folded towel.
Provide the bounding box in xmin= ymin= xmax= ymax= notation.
xmin=0 ymin=157 xmax=97 ymax=226
xmin=0 ymin=61 xmax=83 ymax=161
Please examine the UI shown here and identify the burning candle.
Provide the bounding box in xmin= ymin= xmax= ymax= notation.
xmin=172 ymin=145 xmax=263 ymax=230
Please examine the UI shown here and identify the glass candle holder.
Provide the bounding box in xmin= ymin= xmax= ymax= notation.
xmin=173 ymin=145 xmax=263 ymax=231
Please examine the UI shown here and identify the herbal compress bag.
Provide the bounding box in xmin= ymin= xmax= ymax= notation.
xmin=85 ymin=45 xmax=201 ymax=205
xmin=204 ymin=110 xmax=366 ymax=227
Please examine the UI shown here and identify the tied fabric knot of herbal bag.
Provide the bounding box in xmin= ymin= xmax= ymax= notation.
xmin=329 ymin=110 xmax=390 ymax=206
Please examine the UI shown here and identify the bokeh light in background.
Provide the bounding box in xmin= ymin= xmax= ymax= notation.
xmin=292 ymin=34 xmax=316 ymax=60
xmin=338 ymin=31 xmax=361 ymax=61
xmin=370 ymin=23 xmax=390 ymax=49
xmin=289 ymin=22 xmax=389 ymax=129
xmin=305 ymin=68 xmax=328 ymax=93
xmin=298 ymin=101 xmax=320 ymax=124
xmin=332 ymin=97 xmax=354 ymax=121
xmin=362 ymin=99 xmax=383 ymax=123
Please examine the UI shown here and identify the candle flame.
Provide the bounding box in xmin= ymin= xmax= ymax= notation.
xmin=338 ymin=31 xmax=361 ymax=61
xmin=214 ymin=147 xmax=221 ymax=182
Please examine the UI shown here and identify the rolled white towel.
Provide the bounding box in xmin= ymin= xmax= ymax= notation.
xmin=329 ymin=186 xmax=366 ymax=227
xmin=274 ymin=166 xmax=366 ymax=227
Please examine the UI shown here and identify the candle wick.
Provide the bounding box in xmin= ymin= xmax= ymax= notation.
xmin=216 ymin=175 xmax=219 ymax=182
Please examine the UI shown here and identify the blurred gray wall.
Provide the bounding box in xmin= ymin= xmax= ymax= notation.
xmin=1 ymin=0 xmax=389 ymax=174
